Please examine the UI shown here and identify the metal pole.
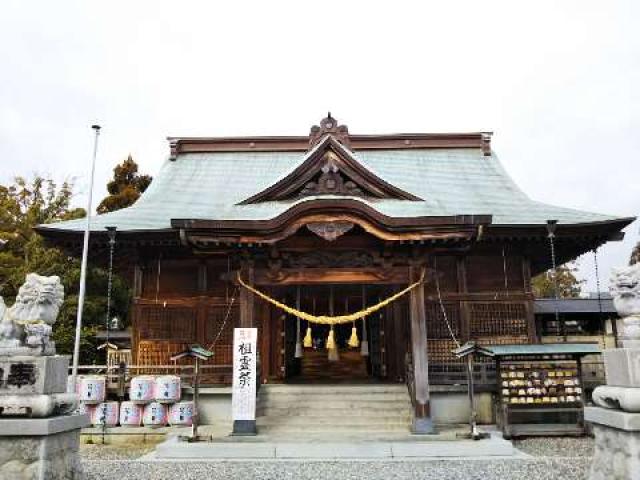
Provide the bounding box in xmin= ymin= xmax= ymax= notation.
xmin=466 ymin=354 xmax=478 ymax=438
xmin=546 ymin=220 xmax=563 ymax=340
xmin=70 ymin=125 xmax=101 ymax=390
xmin=192 ymin=357 xmax=200 ymax=440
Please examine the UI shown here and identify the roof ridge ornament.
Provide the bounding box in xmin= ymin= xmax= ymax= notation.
xmin=309 ymin=113 xmax=350 ymax=148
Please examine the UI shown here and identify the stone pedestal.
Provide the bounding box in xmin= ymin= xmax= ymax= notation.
xmin=0 ymin=414 xmax=88 ymax=480
xmin=585 ymin=407 xmax=640 ymax=480
xmin=603 ymin=348 xmax=640 ymax=386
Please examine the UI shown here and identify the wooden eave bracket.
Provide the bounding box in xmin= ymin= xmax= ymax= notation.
xmin=173 ymin=209 xmax=492 ymax=247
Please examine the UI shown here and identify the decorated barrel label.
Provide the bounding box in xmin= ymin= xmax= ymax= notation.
xmin=142 ymin=402 xmax=167 ymax=427
xmin=168 ymin=402 xmax=194 ymax=426
xmin=91 ymin=402 xmax=119 ymax=427
xmin=155 ymin=375 xmax=181 ymax=403
xmin=79 ymin=376 xmax=106 ymax=404
xmin=129 ymin=375 xmax=155 ymax=403
xmin=119 ymin=401 xmax=143 ymax=427
xmin=78 ymin=402 xmax=95 ymax=418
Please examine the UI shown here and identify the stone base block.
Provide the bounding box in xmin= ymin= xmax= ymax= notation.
xmin=585 ymin=407 xmax=640 ymax=480
xmin=0 ymin=414 xmax=87 ymax=480
xmin=0 ymin=355 xmax=69 ymax=395
xmin=603 ymin=348 xmax=640 ymax=387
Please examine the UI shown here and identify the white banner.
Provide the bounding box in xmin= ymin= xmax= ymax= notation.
xmin=231 ymin=327 xmax=258 ymax=421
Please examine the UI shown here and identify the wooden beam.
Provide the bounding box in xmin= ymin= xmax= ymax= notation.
xmin=409 ymin=265 xmax=435 ymax=434
xmin=253 ymin=267 xmax=411 ymax=285
xmin=239 ymin=263 xmax=255 ymax=328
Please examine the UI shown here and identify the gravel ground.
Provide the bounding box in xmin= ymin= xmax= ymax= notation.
xmin=513 ymin=438 xmax=594 ymax=458
xmin=82 ymin=458 xmax=590 ymax=480
xmin=80 ymin=444 xmax=156 ymax=461
xmin=80 ymin=438 xmax=594 ymax=480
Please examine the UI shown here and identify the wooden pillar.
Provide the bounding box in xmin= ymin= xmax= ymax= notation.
xmin=409 ymin=265 xmax=435 ymax=434
xmin=197 ymin=260 xmax=207 ymax=294
xmin=457 ymin=256 xmax=471 ymax=341
xmin=522 ymin=257 xmax=537 ymax=342
xmin=239 ymin=263 xmax=255 ymax=328
xmin=133 ymin=264 xmax=143 ymax=299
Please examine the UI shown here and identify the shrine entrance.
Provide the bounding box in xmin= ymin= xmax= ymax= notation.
xmin=270 ymin=283 xmax=406 ymax=384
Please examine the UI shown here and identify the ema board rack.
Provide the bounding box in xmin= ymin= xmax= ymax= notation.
xmin=477 ymin=344 xmax=600 ymax=439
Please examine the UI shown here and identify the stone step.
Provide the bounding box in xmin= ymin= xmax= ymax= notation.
xmin=260 ymin=385 xmax=407 ymax=394
xmin=256 ymin=423 xmax=411 ymax=433
xmin=256 ymin=407 xmax=411 ymax=417
xmin=258 ymin=392 xmax=409 ymax=402
xmin=257 ymin=416 xmax=410 ymax=426
xmin=258 ymin=397 xmax=409 ymax=407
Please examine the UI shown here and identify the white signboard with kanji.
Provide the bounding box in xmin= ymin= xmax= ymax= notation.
xmin=231 ymin=327 xmax=257 ymax=421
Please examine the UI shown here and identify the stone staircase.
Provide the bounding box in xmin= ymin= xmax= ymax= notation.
xmin=257 ymin=384 xmax=412 ymax=435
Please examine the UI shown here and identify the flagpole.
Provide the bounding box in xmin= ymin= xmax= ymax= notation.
xmin=70 ymin=124 xmax=101 ymax=389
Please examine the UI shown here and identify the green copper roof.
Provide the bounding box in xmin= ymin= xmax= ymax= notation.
xmin=40 ymin=147 xmax=624 ymax=233
xmin=481 ymin=343 xmax=601 ymax=357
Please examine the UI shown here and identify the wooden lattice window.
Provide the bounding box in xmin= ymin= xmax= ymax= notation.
xmin=204 ymin=305 xmax=239 ymax=365
xmin=426 ymin=302 xmax=461 ymax=339
xmin=427 ymin=339 xmax=463 ymax=364
xmin=469 ymin=302 xmax=528 ymax=337
xmin=137 ymin=305 xmax=197 ymax=342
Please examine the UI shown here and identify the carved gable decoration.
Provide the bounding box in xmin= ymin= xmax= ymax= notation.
xmin=306 ymin=221 xmax=354 ymax=241
xmin=239 ymin=127 xmax=422 ymax=204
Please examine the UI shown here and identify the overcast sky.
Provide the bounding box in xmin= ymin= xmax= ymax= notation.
xmin=1 ymin=0 xmax=638 ymax=291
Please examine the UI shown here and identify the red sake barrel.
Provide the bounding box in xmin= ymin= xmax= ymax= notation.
xmin=168 ymin=402 xmax=194 ymax=426
xmin=119 ymin=401 xmax=143 ymax=427
xmin=129 ymin=376 xmax=155 ymax=404
xmin=91 ymin=402 xmax=119 ymax=427
xmin=79 ymin=376 xmax=106 ymax=404
xmin=155 ymin=375 xmax=181 ymax=403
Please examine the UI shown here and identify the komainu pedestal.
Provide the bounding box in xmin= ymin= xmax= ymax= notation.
xmin=586 ymin=264 xmax=640 ymax=480
xmin=0 ymin=274 xmax=88 ymax=479
xmin=585 ymin=407 xmax=640 ymax=480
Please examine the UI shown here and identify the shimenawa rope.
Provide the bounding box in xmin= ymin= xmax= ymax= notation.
xmin=236 ymin=269 xmax=426 ymax=325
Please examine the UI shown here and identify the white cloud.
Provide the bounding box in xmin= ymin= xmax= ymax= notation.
xmin=0 ymin=0 xmax=637 ymax=289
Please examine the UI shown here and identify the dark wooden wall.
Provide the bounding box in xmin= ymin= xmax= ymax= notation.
xmin=130 ymin=247 xmax=534 ymax=385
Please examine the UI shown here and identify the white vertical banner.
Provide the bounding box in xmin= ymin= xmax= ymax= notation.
xmin=232 ymin=327 xmax=258 ymax=421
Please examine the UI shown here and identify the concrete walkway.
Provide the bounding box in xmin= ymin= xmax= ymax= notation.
xmin=153 ymin=430 xmax=521 ymax=460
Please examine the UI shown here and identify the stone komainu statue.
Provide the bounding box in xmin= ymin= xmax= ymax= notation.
xmin=0 ymin=273 xmax=64 ymax=355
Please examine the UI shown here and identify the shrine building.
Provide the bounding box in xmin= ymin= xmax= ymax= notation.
xmin=39 ymin=115 xmax=633 ymax=430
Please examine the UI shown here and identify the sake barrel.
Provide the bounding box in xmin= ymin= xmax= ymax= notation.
xmin=168 ymin=402 xmax=194 ymax=426
xmin=155 ymin=375 xmax=181 ymax=403
xmin=91 ymin=402 xmax=119 ymax=427
xmin=79 ymin=376 xmax=106 ymax=404
xmin=142 ymin=402 xmax=167 ymax=427
xmin=77 ymin=402 xmax=95 ymax=418
xmin=129 ymin=376 xmax=155 ymax=403
xmin=119 ymin=401 xmax=143 ymax=427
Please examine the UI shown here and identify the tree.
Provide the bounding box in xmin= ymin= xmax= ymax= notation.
xmin=97 ymin=155 xmax=152 ymax=214
xmin=0 ymin=176 xmax=130 ymax=364
xmin=631 ymin=242 xmax=639 ymax=265
xmin=532 ymin=262 xmax=584 ymax=298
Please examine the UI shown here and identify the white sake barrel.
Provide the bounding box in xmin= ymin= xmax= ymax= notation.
xmin=78 ymin=402 xmax=95 ymax=418
xmin=168 ymin=402 xmax=194 ymax=426
xmin=79 ymin=376 xmax=106 ymax=404
xmin=129 ymin=376 xmax=155 ymax=403
xmin=91 ymin=402 xmax=119 ymax=427
xmin=119 ymin=401 xmax=143 ymax=427
xmin=155 ymin=375 xmax=181 ymax=403
xmin=142 ymin=402 xmax=167 ymax=427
